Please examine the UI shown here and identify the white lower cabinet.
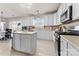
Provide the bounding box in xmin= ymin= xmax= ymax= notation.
xmin=36 ymin=29 xmax=54 ymax=40
xmin=61 ymin=36 xmax=79 ymax=56
xmin=61 ymin=37 xmax=68 ymax=56
xmin=68 ymin=43 xmax=79 ymax=56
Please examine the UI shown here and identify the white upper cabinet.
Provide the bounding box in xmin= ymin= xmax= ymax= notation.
xmin=62 ymin=3 xmax=66 ymax=14
xmin=59 ymin=4 xmax=63 ymax=16
xmin=56 ymin=11 xmax=58 ymax=25
xmin=55 ymin=4 xmax=62 ymax=25
xmin=53 ymin=13 xmax=57 ymax=25
xmin=65 ymin=3 xmax=72 ymax=9
xmin=47 ymin=14 xmax=55 ymax=25
xmin=62 ymin=3 xmax=72 ymax=13
xmin=72 ymin=3 xmax=79 ymax=20
xmin=56 ymin=10 xmax=60 ymax=25
xmin=43 ymin=14 xmax=54 ymax=25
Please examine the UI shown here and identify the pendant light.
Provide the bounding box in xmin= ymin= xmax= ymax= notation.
xmin=34 ymin=10 xmax=41 ymax=20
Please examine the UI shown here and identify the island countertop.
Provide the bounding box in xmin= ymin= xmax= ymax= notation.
xmin=13 ymin=31 xmax=37 ymax=35
xmin=61 ymin=35 xmax=79 ymax=50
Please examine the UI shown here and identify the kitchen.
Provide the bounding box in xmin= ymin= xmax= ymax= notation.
xmin=0 ymin=3 xmax=79 ymax=56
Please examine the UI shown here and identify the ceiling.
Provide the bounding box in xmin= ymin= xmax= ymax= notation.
xmin=0 ymin=3 xmax=60 ymax=18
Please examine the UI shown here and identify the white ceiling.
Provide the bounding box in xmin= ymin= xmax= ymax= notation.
xmin=0 ymin=3 xmax=60 ymax=18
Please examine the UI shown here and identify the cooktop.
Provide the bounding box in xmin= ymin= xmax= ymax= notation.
xmin=55 ymin=31 xmax=79 ymax=36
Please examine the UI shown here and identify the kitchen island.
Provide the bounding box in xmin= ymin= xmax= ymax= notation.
xmin=12 ymin=31 xmax=37 ymax=54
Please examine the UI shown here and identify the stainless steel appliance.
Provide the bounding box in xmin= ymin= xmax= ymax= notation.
xmin=68 ymin=26 xmax=79 ymax=35
xmin=54 ymin=31 xmax=61 ymax=56
xmin=60 ymin=5 xmax=72 ymax=23
xmin=5 ymin=28 xmax=12 ymax=39
xmin=22 ymin=26 xmax=27 ymax=31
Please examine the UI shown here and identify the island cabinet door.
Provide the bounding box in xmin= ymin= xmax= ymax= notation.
xmin=13 ymin=34 xmax=20 ymax=51
xmin=20 ymin=35 xmax=31 ymax=53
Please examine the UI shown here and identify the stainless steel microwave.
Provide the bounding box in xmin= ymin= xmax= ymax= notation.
xmin=60 ymin=5 xmax=72 ymax=23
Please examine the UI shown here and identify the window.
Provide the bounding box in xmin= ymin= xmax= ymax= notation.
xmin=33 ymin=18 xmax=44 ymax=27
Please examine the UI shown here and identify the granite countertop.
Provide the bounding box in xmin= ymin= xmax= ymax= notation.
xmin=61 ymin=35 xmax=79 ymax=50
xmin=13 ymin=31 xmax=37 ymax=35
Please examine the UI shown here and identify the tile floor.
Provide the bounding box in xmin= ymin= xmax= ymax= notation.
xmin=0 ymin=39 xmax=55 ymax=56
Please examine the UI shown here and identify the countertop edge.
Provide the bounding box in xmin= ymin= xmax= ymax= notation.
xmin=12 ymin=31 xmax=37 ymax=35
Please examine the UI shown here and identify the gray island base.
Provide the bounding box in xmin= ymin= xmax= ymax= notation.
xmin=12 ymin=31 xmax=37 ymax=54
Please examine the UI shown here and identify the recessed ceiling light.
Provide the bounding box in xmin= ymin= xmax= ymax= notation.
xmin=20 ymin=3 xmax=32 ymax=8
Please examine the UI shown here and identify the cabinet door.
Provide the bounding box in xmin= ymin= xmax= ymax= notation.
xmin=20 ymin=35 xmax=31 ymax=52
xmin=65 ymin=3 xmax=72 ymax=10
xmin=61 ymin=37 xmax=68 ymax=56
xmin=61 ymin=36 xmax=79 ymax=56
xmin=56 ymin=8 xmax=61 ymax=25
xmin=57 ymin=4 xmax=62 ymax=24
xmin=68 ymin=43 xmax=79 ymax=56
xmin=13 ymin=34 xmax=20 ymax=50
xmin=53 ymin=13 xmax=57 ymax=25
xmin=72 ymin=3 xmax=79 ymax=20
xmin=62 ymin=3 xmax=66 ymax=13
